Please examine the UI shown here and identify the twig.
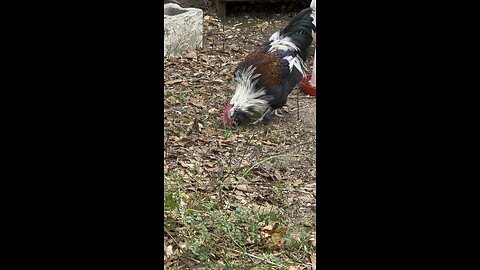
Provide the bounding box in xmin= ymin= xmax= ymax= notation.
xmin=220 ymin=146 xmax=236 ymax=181
xmin=214 ymin=164 xmax=225 ymax=207
xmin=235 ymin=134 xmax=249 ymax=169
xmin=222 ymin=23 xmax=226 ymax=50
xmin=297 ymin=86 xmax=300 ymax=121
xmin=164 ymin=128 xmax=169 ymax=159
xmin=218 ymin=132 xmax=247 ymax=183
xmin=225 ymin=247 xmax=283 ymax=268
xmin=241 ymin=154 xmax=316 ymax=177
xmin=296 ymin=95 xmax=316 ymax=99
xmin=164 ymin=226 xmax=180 ymax=247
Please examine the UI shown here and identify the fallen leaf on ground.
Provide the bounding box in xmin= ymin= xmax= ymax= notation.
xmin=164 ymin=245 xmax=173 ymax=259
xmin=264 ymin=227 xmax=287 ymax=250
xmin=199 ymin=54 xmax=209 ymax=62
xmin=184 ymin=50 xmax=197 ymax=59
xmin=262 ymin=222 xmax=277 ymax=231
xmin=273 ymin=170 xmax=282 ymax=181
xmin=165 ymin=79 xmax=183 ymax=85
xmin=236 ymin=184 xmax=254 ymax=193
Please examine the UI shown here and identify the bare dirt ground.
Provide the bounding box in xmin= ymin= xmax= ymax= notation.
xmin=164 ymin=5 xmax=317 ymax=269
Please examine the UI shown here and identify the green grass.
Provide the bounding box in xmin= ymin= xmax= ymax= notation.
xmin=164 ymin=173 xmax=315 ymax=269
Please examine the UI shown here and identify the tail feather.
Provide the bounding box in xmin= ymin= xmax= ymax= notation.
xmin=282 ymin=8 xmax=315 ymax=36
xmin=272 ymin=8 xmax=316 ymax=60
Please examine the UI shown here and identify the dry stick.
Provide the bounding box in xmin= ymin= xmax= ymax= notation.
xmin=235 ymin=133 xmax=252 ymax=169
xmin=218 ymin=173 xmax=224 ymax=209
xmin=164 ymin=128 xmax=168 ymax=159
xmin=297 ymin=89 xmax=300 ymax=121
xmin=241 ymin=154 xmax=316 ymax=177
xmin=297 ymin=95 xmax=315 ymax=99
xmin=167 ymin=111 xmax=179 ymax=160
xmin=222 ymin=23 xmax=226 ymax=50
xmin=219 ymin=145 xmax=236 ymax=182
xmin=218 ymin=133 xmax=244 ymax=183
xmin=206 ymin=49 xmax=230 ymax=55
xmin=184 ymin=172 xmax=200 ymax=194
xmin=215 ymin=134 xmax=239 ymax=206
xmin=211 ymin=32 xmax=216 ymax=48
xmin=164 ymin=226 xmax=180 ymax=247
xmin=225 ymin=247 xmax=283 ymax=268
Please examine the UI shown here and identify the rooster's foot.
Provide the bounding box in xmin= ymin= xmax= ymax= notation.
xmin=251 ymin=108 xmax=273 ymax=125
xmin=274 ymin=109 xmax=284 ymax=117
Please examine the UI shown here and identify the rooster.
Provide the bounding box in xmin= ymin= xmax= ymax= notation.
xmin=222 ymin=7 xmax=316 ymax=125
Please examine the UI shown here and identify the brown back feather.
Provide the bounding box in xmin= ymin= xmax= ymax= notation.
xmin=239 ymin=49 xmax=283 ymax=87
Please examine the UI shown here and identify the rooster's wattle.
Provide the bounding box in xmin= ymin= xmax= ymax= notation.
xmin=222 ymin=7 xmax=316 ymax=125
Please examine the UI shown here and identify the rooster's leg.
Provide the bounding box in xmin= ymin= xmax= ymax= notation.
xmin=251 ymin=107 xmax=273 ymax=125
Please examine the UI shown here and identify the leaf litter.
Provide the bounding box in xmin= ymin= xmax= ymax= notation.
xmin=164 ymin=7 xmax=317 ymax=270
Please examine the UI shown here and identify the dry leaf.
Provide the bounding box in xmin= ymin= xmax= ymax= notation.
xmin=205 ymin=161 xmax=215 ymax=167
xmin=311 ymin=253 xmax=316 ymax=270
xmin=165 ymin=245 xmax=173 ymax=259
xmin=271 ymin=227 xmax=288 ymax=234
xmin=266 ymin=239 xmax=284 ymax=250
xmin=260 ymin=230 xmax=270 ymax=239
xmin=262 ymin=222 xmax=277 ymax=231
xmin=236 ymin=184 xmax=254 ymax=193
xmin=179 ymin=161 xmax=194 ymax=169
xmin=219 ymin=137 xmax=235 ymax=146
xmin=273 ymin=170 xmax=282 ymax=181
xmin=234 ymin=190 xmax=246 ymax=200
xmin=265 ymin=228 xmax=287 ymax=250
xmin=189 ymin=98 xmax=205 ymax=108
xmin=262 ymin=140 xmax=277 ymax=146
xmin=261 ymin=222 xmax=288 ymax=250
xmin=165 ymin=79 xmax=183 ymax=85
xmin=199 ymin=54 xmax=209 ymax=62
xmin=291 ymin=179 xmax=303 ymax=186
xmin=208 ymin=108 xmax=218 ymax=114
xmin=184 ymin=50 xmax=197 ymax=59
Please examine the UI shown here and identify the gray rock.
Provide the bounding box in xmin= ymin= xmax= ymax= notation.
xmin=164 ymin=3 xmax=203 ymax=57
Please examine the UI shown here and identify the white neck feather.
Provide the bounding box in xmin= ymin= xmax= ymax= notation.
xmin=230 ymin=65 xmax=271 ymax=115
xmin=268 ymin=37 xmax=299 ymax=52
